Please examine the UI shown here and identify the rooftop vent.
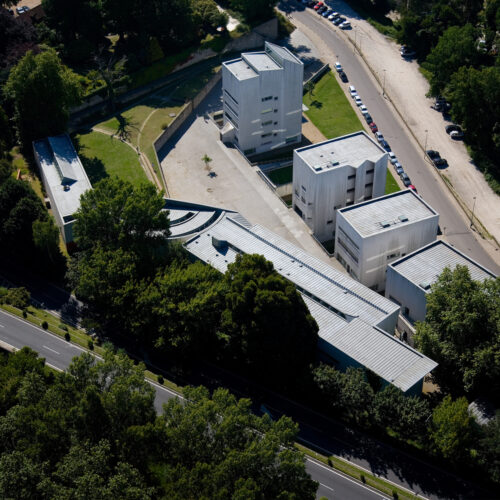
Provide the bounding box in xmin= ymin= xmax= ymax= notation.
xmin=380 ymin=221 xmax=391 ymax=228
xmin=419 ymin=281 xmax=431 ymax=290
xmin=398 ymin=215 xmax=409 ymax=222
xmin=331 ymin=161 xmax=340 ymax=167
xmin=314 ymin=166 xmax=323 ymax=172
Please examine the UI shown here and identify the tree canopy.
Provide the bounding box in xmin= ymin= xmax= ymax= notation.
xmin=3 ymin=48 xmax=81 ymax=149
xmin=414 ymin=265 xmax=500 ymax=400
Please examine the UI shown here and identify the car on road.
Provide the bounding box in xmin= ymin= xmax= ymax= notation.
xmin=354 ymin=96 xmax=362 ymax=106
xmin=334 ymin=17 xmax=345 ymax=25
xmin=401 ymin=172 xmax=411 ymax=186
xmin=360 ymin=104 xmax=368 ymax=113
xmin=394 ymin=161 xmax=403 ymax=170
xmin=317 ymin=6 xmax=328 ymax=14
xmin=339 ymin=71 xmax=348 ymax=82
xmin=426 ymin=150 xmax=448 ymax=167
xmin=314 ymin=1 xmax=323 ymax=9
xmin=434 ymin=157 xmax=448 ymax=167
xmin=395 ymin=164 xmax=404 ymax=175
xmin=445 ymin=124 xmax=462 ymax=134
xmin=348 ymin=85 xmax=356 ymax=97
xmin=323 ymin=8 xmax=333 ymax=17
xmin=328 ymin=11 xmax=339 ymax=19
xmin=369 ymin=122 xmax=378 ymax=132
xmin=363 ymin=113 xmax=372 ymax=123
xmin=400 ymin=45 xmax=416 ymax=58
xmin=426 ymin=149 xmax=440 ymax=160
xmin=409 ymin=184 xmax=417 ymax=193
xmin=375 ymin=131 xmax=384 ymax=143
xmin=388 ymin=152 xmax=397 ymax=164
xmin=450 ymin=129 xmax=464 ymax=140
xmin=334 ymin=61 xmax=342 ymax=72
xmin=340 ymin=21 xmax=351 ymax=29
xmin=381 ymin=140 xmax=391 ymax=151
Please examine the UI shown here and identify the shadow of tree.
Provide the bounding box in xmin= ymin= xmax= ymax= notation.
xmin=116 ymin=114 xmax=133 ymax=141
xmin=310 ymin=100 xmax=323 ymax=109
xmin=80 ymin=155 xmax=109 ymax=185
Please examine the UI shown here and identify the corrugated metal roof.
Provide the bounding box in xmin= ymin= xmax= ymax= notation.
xmin=183 ymin=214 xmax=436 ymax=392
xmin=390 ymin=240 xmax=496 ymax=290
xmin=339 ymin=189 xmax=437 ymax=238
xmin=295 ymin=132 xmax=385 ymax=173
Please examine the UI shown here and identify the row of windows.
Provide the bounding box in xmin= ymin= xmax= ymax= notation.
xmin=337 ymin=237 xmax=359 ymax=263
xmin=366 ymin=168 xmax=374 ymax=174
xmin=225 ymin=101 xmax=238 ymax=118
xmin=262 ymin=95 xmax=277 ymax=102
xmin=338 ymin=226 xmax=359 ymax=250
xmin=224 ymin=89 xmax=238 ymax=105
xmin=262 ymin=120 xmax=273 ymax=126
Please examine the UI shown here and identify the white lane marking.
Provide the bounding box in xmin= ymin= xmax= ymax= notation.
xmin=42 ymin=345 xmax=60 ymax=355
xmin=319 ymin=482 xmax=334 ymax=491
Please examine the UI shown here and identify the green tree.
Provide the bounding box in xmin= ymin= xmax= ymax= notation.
xmin=219 ymin=254 xmax=318 ymax=388
xmin=74 ymin=177 xmax=169 ymax=262
xmin=4 ymin=287 xmax=30 ymax=309
xmin=229 ymin=0 xmax=278 ymax=23
xmin=431 ymin=395 xmax=475 ymax=462
xmin=0 ymin=159 xmax=12 ymax=184
xmin=159 ymin=386 xmax=318 ymax=499
xmin=414 ymin=265 xmax=500 ymax=399
xmin=32 ymin=218 xmax=60 ymax=263
xmin=4 ymin=49 xmax=81 ymax=148
xmin=424 ymin=24 xmax=480 ymax=96
xmin=477 ymin=411 xmax=500 ymax=483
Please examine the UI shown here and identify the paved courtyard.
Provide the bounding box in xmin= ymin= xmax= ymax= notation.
xmin=158 ymin=81 xmax=345 ymax=270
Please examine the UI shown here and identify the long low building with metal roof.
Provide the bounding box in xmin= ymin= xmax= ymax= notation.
xmin=165 ymin=199 xmax=437 ymax=395
xmin=386 ymin=240 xmax=497 ymax=323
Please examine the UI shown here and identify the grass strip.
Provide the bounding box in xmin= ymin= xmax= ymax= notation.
xmin=295 ymin=443 xmax=419 ymax=500
xmin=385 ymin=170 xmax=400 ymax=194
xmin=303 ymin=71 xmax=364 ymax=139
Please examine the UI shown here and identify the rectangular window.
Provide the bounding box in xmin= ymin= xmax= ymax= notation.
xmin=261 ymin=96 xmax=273 ymax=102
xmin=338 ymin=226 xmax=359 ymax=250
xmin=294 ymin=189 xmax=299 ymax=196
xmin=366 ymin=168 xmax=374 ymax=174
xmin=224 ymin=89 xmax=238 ymax=104
xmin=365 ymin=182 xmax=373 ymax=187
xmin=262 ymin=132 xmax=272 ymax=138
xmin=261 ymin=108 xmax=272 ymax=114
xmin=286 ymin=135 xmax=298 ymax=144
xmin=274 ymin=96 xmax=278 ymax=100
xmin=348 ymin=174 xmax=356 ymax=180
xmin=301 ymin=185 xmax=306 ymax=192
xmin=337 ymin=238 xmax=359 ymax=263
xmin=327 ymin=220 xmax=333 ymax=224
xmin=387 ymin=251 xmax=401 ymax=260
xmin=347 ymin=188 xmax=355 ymax=193
xmin=274 ymin=109 xmax=278 ymax=113
xmin=262 ymin=120 xmax=273 ymax=126
xmin=274 ymin=121 xmax=278 ymax=125
xmin=301 ymin=196 xmax=306 ymax=203
xmin=225 ymin=101 xmax=238 ymax=117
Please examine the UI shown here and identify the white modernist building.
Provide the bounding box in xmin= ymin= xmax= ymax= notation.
xmin=292 ymin=131 xmax=388 ymax=243
xmin=335 ymin=189 xmax=439 ymax=292
xmin=164 ymin=199 xmax=437 ymax=395
xmin=33 ymin=134 xmax=92 ymax=247
xmin=221 ymin=41 xmax=303 ymax=155
xmin=386 ymin=240 xmax=496 ymax=323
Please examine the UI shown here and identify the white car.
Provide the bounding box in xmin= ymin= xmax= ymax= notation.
xmin=360 ymin=105 xmax=368 ymax=113
xmin=328 ymin=11 xmax=339 ymax=19
xmin=334 ymin=61 xmax=342 ymax=72
xmin=355 ymin=96 xmax=362 ymax=106
xmin=340 ymin=21 xmax=351 ymax=29
xmin=388 ymin=152 xmax=398 ymax=164
xmin=349 ymin=85 xmax=356 ymax=98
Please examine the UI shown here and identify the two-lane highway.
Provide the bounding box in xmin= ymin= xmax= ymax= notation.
xmin=0 ymin=309 xmax=389 ymax=499
xmin=281 ymin=0 xmax=499 ymax=273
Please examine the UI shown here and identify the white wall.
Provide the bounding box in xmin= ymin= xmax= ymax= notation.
xmin=335 ymin=212 xmax=439 ymax=291
xmin=385 ymin=266 xmax=428 ymax=322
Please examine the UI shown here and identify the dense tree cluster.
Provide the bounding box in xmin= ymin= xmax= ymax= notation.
xmin=69 ymin=178 xmax=318 ymax=387
xmin=0 ymin=347 xmax=317 ymax=499
xmin=393 ymin=0 xmax=500 ymax=191
xmin=414 ymin=265 xmax=500 ymax=401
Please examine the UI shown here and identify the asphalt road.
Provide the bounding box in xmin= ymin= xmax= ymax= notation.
xmin=281 ymin=1 xmax=500 ymax=274
xmin=0 ymin=308 xmax=388 ymax=500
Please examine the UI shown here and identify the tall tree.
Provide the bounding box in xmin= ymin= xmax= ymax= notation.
xmin=4 ymin=49 xmax=81 ymax=148
xmin=415 ymin=265 xmax=500 ymax=400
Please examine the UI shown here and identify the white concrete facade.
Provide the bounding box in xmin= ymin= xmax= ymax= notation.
xmin=386 ymin=240 xmax=496 ymax=323
xmin=33 ymin=134 xmax=92 ymax=247
xmin=335 ymin=190 xmax=439 ymax=292
xmin=221 ymin=42 xmax=303 ymax=155
xmin=292 ymin=132 xmax=387 ymax=243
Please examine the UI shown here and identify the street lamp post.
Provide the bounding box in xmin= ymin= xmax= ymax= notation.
xmin=382 ymin=69 xmax=386 ymax=97
xmin=470 ymin=196 xmax=477 ymax=228
xmin=424 ymin=129 xmax=428 ymax=158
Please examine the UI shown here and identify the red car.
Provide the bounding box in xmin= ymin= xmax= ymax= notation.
xmin=369 ymin=122 xmax=378 ymax=133
xmin=409 ymin=184 xmax=418 ymax=193
xmin=314 ymin=2 xmax=324 ymax=9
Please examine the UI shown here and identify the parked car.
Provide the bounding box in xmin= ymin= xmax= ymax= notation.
xmin=388 ymin=152 xmax=397 ymax=164
xmin=334 ymin=17 xmax=345 ymax=25
xmin=434 ymin=158 xmax=448 ymax=167
xmin=354 ymin=96 xmax=363 ymax=106
xmin=308 ymin=1 xmax=317 ymax=6
xmin=450 ymin=129 xmax=464 ymax=140
xmin=348 ymin=85 xmax=357 ymax=97
xmin=400 ymin=172 xmax=411 ymax=186
xmin=314 ymin=1 xmax=324 ymax=9
xmin=395 ymin=165 xmax=404 ymax=175
xmin=363 ymin=113 xmax=372 ymax=123
xmin=381 ymin=140 xmax=391 ymax=151
xmin=369 ymin=122 xmax=378 ymax=132
xmin=328 ymin=11 xmax=339 ymax=19
xmin=339 ymin=71 xmax=348 ymax=82
xmin=340 ymin=21 xmax=351 ymax=29
xmin=426 ymin=149 xmax=440 ymax=160
xmin=334 ymin=61 xmax=342 ymax=72
xmin=375 ymin=131 xmax=384 ymax=143
xmin=323 ymin=8 xmax=333 ymax=17
xmin=400 ymin=45 xmax=416 ymax=58
xmin=409 ymin=184 xmax=418 ymax=193
xmin=445 ymin=124 xmax=462 ymax=134
xmin=360 ymin=105 xmax=368 ymax=113
xmin=394 ymin=161 xmax=403 ymax=171
xmin=16 ymin=5 xmax=29 ymax=13
xmin=317 ymin=5 xmax=328 ymax=13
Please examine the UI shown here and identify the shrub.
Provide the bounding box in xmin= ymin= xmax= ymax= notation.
xmin=88 ymin=339 xmax=94 ymax=350
xmin=41 ymin=321 xmax=48 ymax=329
xmin=22 ymin=310 xmax=27 ymax=318
xmin=58 ymin=323 xmax=68 ymax=332
xmin=360 ymin=474 xmax=366 ymax=483
xmin=0 ymin=286 xmax=7 ymax=300
xmin=158 ymin=375 xmax=164 ymax=385
xmin=392 ymin=491 xmax=399 ymax=499
xmin=161 ymin=122 xmax=169 ymax=130
xmin=64 ymin=332 xmax=71 ymax=342
xmin=327 ymin=457 xmax=333 ymax=467
xmin=5 ymin=287 xmax=30 ymax=309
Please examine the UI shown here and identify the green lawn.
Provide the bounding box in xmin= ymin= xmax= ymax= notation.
xmin=75 ymin=131 xmax=148 ymax=187
xmin=304 ymin=71 xmax=364 ymax=139
xmin=267 ymin=165 xmax=293 ymax=185
xmin=385 ymin=170 xmax=400 ymax=194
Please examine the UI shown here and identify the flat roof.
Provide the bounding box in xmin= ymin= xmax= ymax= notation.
xmin=295 ymin=132 xmax=386 ymax=173
xmin=224 ymin=58 xmax=258 ymax=80
xmin=390 ymin=240 xmax=496 ymax=291
xmin=33 ymin=134 xmax=92 ymax=219
xmin=338 ymin=189 xmax=438 ymax=237
xmin=265 ymin=42 xmax=302 ymax=65
xmin=243 ymin=52 xmax=282 ymax=72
